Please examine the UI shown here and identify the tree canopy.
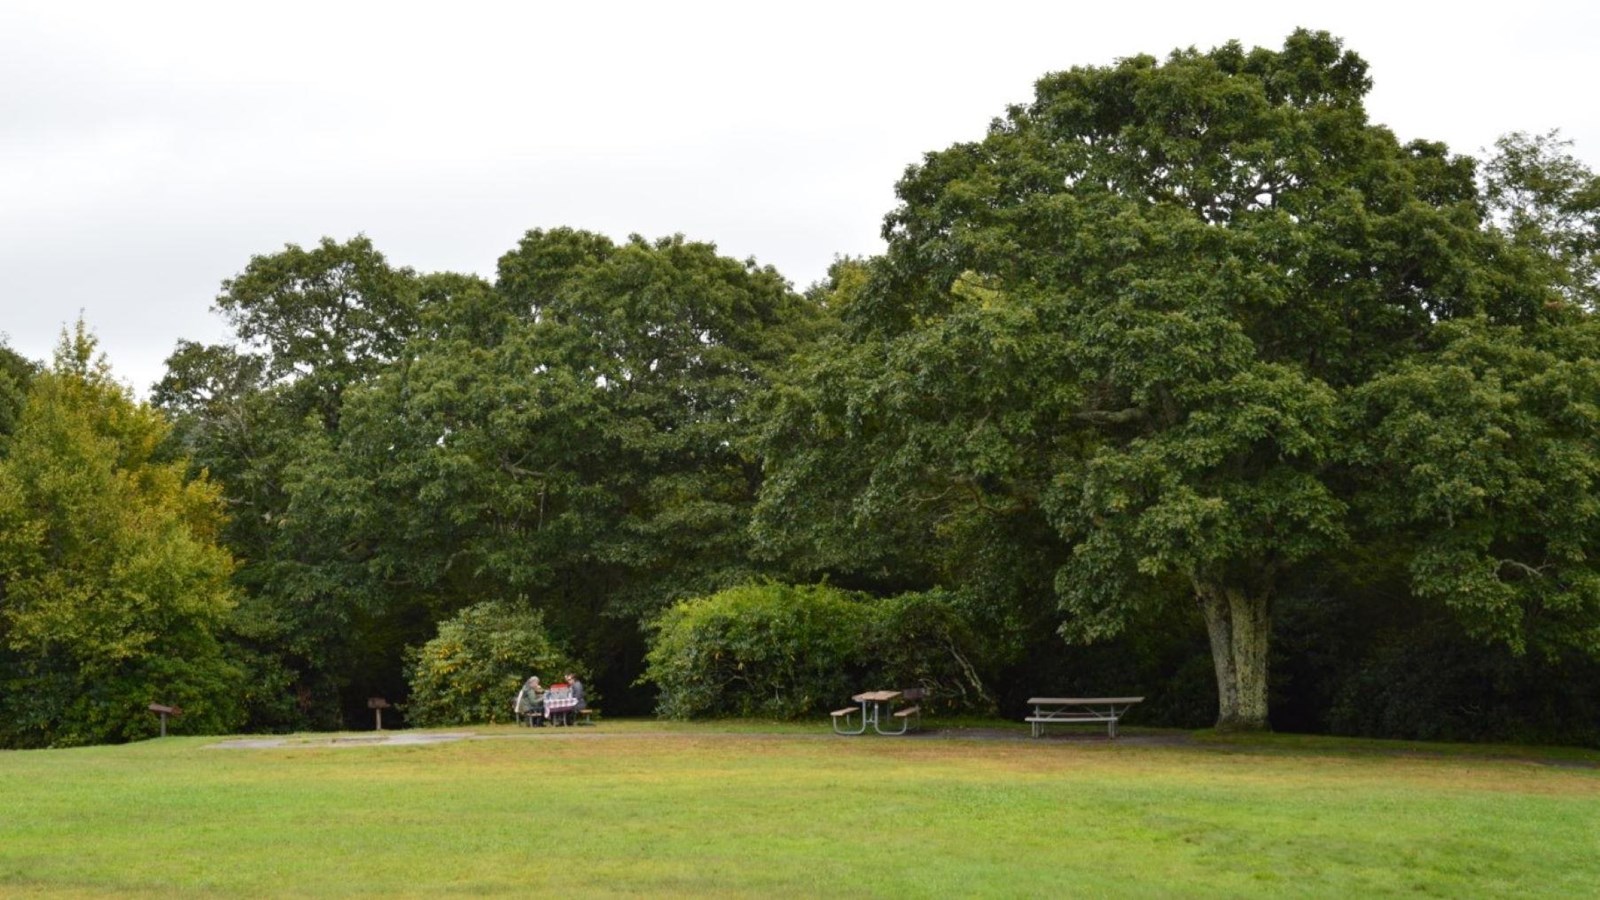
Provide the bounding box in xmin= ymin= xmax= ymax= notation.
xmin=153 ymin=228 xmax=819 ymax=725
xmin=64 ymin=28 xmax=1594 ymax=742
xmin=757 ymin=30 xmax=1600 ymax=729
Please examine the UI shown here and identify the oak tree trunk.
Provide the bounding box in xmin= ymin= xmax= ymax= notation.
xmin=1197 ymin=584 xmax=1270 ymax=731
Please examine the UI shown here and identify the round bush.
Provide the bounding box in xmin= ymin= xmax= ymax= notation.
xmin=404 ymin=601 xmax=571 ymax=726
xmin=642 ymin=583 xmax=876 ymax=719
xmin=642 ymin=584 xmax=995 ymax=719
xmin=868 ymin=589 xmax=995 ymax=714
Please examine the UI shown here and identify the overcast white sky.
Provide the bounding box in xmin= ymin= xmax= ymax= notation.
xmin=3 ymin=0 xmax=1597 ymax=394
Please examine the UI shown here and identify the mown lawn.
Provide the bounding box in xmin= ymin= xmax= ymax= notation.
xmin=1 ymin=722 xmax=1597 ymax=897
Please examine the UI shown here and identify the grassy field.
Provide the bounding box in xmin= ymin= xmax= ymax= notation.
xmin=2 ymin=721 xmax=1597 ymax=897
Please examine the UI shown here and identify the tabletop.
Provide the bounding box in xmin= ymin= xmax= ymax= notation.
xmin=853 ymin=690 xmax=903 ymax=703
xmin=1027 ymin=697 xmax=1144 ymax=705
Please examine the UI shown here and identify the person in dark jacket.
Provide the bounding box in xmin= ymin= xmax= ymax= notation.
xmin=563 ymin=672 xmax=584 ymax=726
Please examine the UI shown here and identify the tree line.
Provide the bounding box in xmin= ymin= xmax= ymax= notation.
xmin=2 ymin=30 xmax=1598 ymax=746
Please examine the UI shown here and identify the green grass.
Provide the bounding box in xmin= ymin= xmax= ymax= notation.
xmin=2 ymin=723 xmax=1597 ymax=897
xmin=1191 ymin=728 xmax=1600 ymax=763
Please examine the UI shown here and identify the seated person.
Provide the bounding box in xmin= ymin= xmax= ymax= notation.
xmin=564 ymin=672 xmax=585 ymax=726
xmin=513 ymin=675 xmax=546 ymax=726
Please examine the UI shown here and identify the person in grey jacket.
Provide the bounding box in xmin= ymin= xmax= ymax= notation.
xmin=513 ymin=675 xmax=545 ymax=726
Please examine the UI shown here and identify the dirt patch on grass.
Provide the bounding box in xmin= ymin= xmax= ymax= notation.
xmin=923 ymin=726 xmax=1196 ymax=747
xmin=207 ymin=725 xmax=1181 ymax=752
xmin=208 ymin=732 xmax=476 ymax=750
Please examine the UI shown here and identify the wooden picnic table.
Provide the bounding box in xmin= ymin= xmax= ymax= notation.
xmin=1026 ymin=697 xmax=1143 ymax=738
xmin=832 ymin=690 xmax=915 ymax=735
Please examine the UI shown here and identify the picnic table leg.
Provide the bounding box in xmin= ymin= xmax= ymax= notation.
xmin=874 ymin=702 xmax=908 ymax=736
xmin=832 ymin=708 xmax=867 ymax=736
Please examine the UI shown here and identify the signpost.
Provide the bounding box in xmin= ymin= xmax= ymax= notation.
xmin=368 ymin=697 xmax=390 ymax=731
xmin=147 ymin=703 xmax=181 ymax=737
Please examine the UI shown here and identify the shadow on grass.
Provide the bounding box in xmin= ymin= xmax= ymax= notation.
xmin=1189 ymin=729 xmax=1600 ymax=768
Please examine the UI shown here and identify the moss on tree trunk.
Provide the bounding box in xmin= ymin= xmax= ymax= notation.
xmin=1198 ymin=585 xmax=1271 ymax=732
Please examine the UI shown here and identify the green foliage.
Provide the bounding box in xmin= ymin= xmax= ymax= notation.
xmin=403 ymin=600 xmax=571 ymax=727
xmin=1329 ymin=645 xmax=1600 ymax=747
xmin=757 ymin=29 xmax=1600 ymax=730
xmin=641 ymin=584 xmax=992 ymax=719
xmin=215 ymin=235 xmax=421 ymax=427
xmin=1484 ymin=131 xmax=1600 ymax=312
xmin=0 ymin=340 xmax=38 ymax=445
xmin=132 ymin=36 xmax=1600 ymax=742
xmin=867 ymin=590 xmax=995 ymax=712
xmin=325 ymin=230 xmax=819 ymax=698
xmin=153 ymin=243 xmax=452 ymax=731
xmin=1347 ymin=318 xmax=1600 ymax=657
xmin=642 ymin=584 xmax=875 ymax=719
xmin=0 ymin=323 xmax=242 ymax=747
xmin=157 ymin=228 xmax=819 ymax=723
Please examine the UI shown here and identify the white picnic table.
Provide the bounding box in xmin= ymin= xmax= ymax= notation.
xmin=1026 ymin=697 xmax=1143 ymax=738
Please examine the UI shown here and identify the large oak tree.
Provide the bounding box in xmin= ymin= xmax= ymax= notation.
xmin=759 ymin=31 xmax=1598 ymax=729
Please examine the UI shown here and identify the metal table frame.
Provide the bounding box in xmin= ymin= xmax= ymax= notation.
xmin=1026 ymin=697 xmax=1144 ymax=738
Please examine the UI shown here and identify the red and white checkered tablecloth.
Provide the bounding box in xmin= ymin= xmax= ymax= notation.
xmin=544 ymin=688 xmax=578 ymax=716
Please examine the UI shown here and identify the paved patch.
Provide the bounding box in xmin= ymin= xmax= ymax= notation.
xmin=208 ymin=732 xmax=476 ymax=750
xmin=206 ymin=727 xmax=1172 ymax=750
xmin=203 ymin=727 xmax=1594 ymax=768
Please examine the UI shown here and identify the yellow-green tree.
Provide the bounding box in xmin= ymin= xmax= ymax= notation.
xmin=0 ymin=324 xmax=242 ymax=747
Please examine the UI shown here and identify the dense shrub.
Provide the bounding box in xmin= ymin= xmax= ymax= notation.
xmin=868 ymin=590 xmax=995 ymax=714
xmin=983 ymin=595 xmax=1216 ymax=729
xmin=1325 ymin=626 xmax=1600 ymax=747
xmin=642 ymin=584 xmax=872 ymax=719
xmin=404 ymin=601 xmax=571 ymax=726
xmin=642 ymin=584 xmax=996 ymax=719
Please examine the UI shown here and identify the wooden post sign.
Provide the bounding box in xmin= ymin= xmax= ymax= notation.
xmin=368 ymin=697 xmax=390 ymax=731
xmin=147 ymin=703 xmax=182 ymax=737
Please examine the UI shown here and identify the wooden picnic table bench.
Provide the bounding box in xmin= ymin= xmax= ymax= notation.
xmin=1026 ymin=697 xmax=1143 ymax=739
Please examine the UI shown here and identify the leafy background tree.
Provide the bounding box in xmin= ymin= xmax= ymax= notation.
xmin=0 ymin=340 xmax=38 ymax=441
xmin=151 ymin=241 xmax=408 ymax=731
xmin=155 ymin=228 xmax=821 ymax=725
xmin=1485 ymin=131 xmax=1600 ymax=313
